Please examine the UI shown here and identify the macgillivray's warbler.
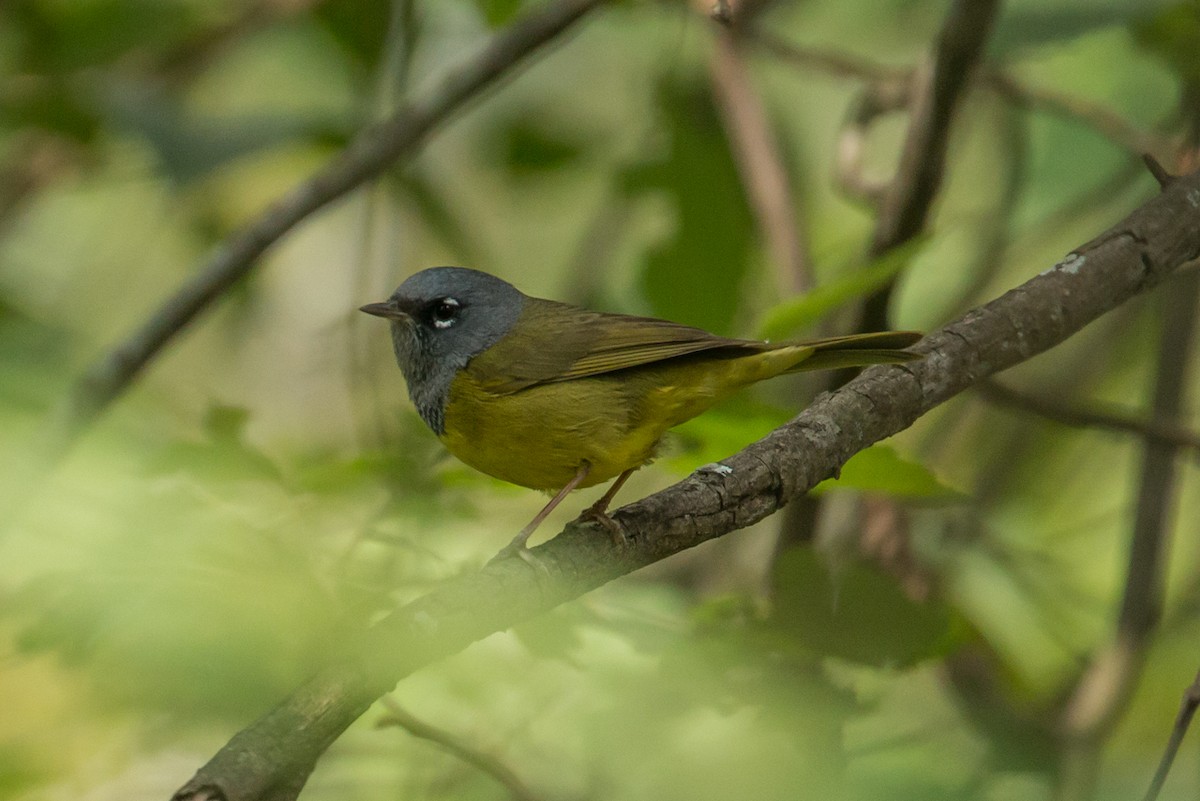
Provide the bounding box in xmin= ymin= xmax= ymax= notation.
xmin=361 ymin=267 xmax=922 ymax=561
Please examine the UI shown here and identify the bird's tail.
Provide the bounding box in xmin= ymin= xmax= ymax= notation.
xmin=785 ymin=331 xmax=923 ymax=372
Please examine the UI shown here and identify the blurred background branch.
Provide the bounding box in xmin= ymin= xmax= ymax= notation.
xmin=708 ymin=0 xmax=813 ymax=293
xmin=858 ymin=0 xmax=999 ymax=332
xmin=3 ymin=2 xmax=1199 ymax=801
xmin=1141 ymin=666 xmax=1200 ymax=801
xmin=57 ymin=0 xmax=609 ymax=449
xmin=746 ymin=29 xmax=1172 ymax=161
xmin=977 ymin=379 xmax=1200 ymax=456
xmin=377 ymin=696 xmax=549 ymax=801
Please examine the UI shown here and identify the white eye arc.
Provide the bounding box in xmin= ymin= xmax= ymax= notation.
xmin=431 ymin=297 xmax=461 ymax=329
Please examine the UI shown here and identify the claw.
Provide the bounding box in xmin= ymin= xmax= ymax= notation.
xmin=488 ymin=538 xmax=551 ymax=575
xmin=578 ymin=505 xmax=628 ymax=547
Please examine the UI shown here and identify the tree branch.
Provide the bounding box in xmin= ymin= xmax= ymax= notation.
xmin=57 ymin=0 xmax=608 ymax=449
xmin=747 ymin=29 xmax=904 ymax=83
xmin=376 ymin=697 xmax=545 ymax=801
xmin=859 ymin=0 xmax=1000 ymax=330
xmin=172 ymin=165 xmax=1200 ymax=801
xmin=746 ymin=30 xmax=1171 ymax=162
xmin=988 ymin=73 xmax=1170 ymax=162
xmin=833 ymin=78 xmax=912 ymax=207
xmin=707 ymin=1 xmax=813 ymax=292
xmin=976 ymin=379 xmax=1200 ymax=456
xmin=1141 ymin=666 xmax=1200 ymax=801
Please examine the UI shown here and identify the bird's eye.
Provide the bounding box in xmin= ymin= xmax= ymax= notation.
xmin=430 ymin=298 xmax=460 ymax=329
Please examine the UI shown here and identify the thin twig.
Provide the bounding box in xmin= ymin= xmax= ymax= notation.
xmin=707 ymin=5 xmax=813 ymax=292
xmin=832 ymin=78 xmax=913 ymax=207
xmin=977 ymin=380 xmax=1200 ymax=456
xmin=826 ymin=0 xmax=999 ymax=393
xmin=988 ymin=72 xmax=1170 ymax=163
xmin=57 ymin=0 xmax=608 ymax=448
xmin=348 ymin=0 xmax=422 ymax=450
xmin=377 ymin=697 xmax=544 ymax=801
xmin=1141 ymin=667 xmax=1200 ymax=801
xmin=744 ymin=30 xmax=1171 ymax=162
xmin=859 ymin=0 xmax=1001 ymax=330
xmin=748 ymin=28 xmax=904 ymax=84
xmin=1138 ymin=114 xmax=1200 ymax=801
xmin=1143 ymin=153 xmax=1174 ymax=189
xmin=784 ymin=0 xmax=998 ymax=568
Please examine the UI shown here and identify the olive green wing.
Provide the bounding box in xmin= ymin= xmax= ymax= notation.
xmin=468 ymin=298 xmax=923 ymax=394
xmin=469 ymin=298 xmax=748 ymax=395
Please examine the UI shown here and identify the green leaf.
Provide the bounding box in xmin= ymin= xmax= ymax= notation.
xmin=0 ymin=299 xmax=73 ymax=412
xmin=9 ymin=0 xmax=203 ymax=73
xmin=499 ymin=118 xmax=586 ymax=174
xmin=756 ymin=238 xmax=926 ymax=342
xmin=990 ymin=0 xmax=1174 ymax=55
xmin=771 ymin=547 xmax=962 ymax=667
xmin=144 ymin=402 xmax=283 ymax=485
xmin=1133 ymin=2 xmax=1200 ymax=84
xmin=476 ymin=0 xmax=525 ymax=27
xmin=622 ymin=79 xmax=756 ymax=336
xmin=816 ymin=445 xmax=964 ymax=500
xmin=314 ymin=0 xmax=393 ymax=71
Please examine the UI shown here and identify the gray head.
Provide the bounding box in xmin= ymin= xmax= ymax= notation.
xmin=360 ymin=266 xmax=526 ymax=434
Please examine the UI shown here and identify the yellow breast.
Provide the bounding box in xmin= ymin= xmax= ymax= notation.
xmin=439 ymin=347 xmax=805 ymax=491
xmin=440 ymin=372 xmax=654 ymax=490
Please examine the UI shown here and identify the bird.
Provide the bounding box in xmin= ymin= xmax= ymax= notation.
xmin=361 ymin=266 xmax=921 ymax=561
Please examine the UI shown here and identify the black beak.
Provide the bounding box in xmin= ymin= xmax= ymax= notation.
xmin=359 ymin=300 xmax=410 ymax=321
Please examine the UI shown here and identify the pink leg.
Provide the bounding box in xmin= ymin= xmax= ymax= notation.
xmin=491 ymin=462 xmax=592 ymax=563
xmin=587 ymin=467 xmax=635 ymax=517
xmin=580 ymin=467 xmax=637 ymax=545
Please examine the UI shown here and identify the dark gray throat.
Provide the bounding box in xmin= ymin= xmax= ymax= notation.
xmin=390 ymin=323 xmax=456 ymax=435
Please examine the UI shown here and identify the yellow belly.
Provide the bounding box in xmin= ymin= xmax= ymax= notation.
xmin=439 ymin=350 xmax=804 ymax=491
xmin=440 ymin=373 xmax=658 ymax=490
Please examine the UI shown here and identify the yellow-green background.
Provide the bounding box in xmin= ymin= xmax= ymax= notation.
xmin=1 ymin=1 xmax=1196 ymax=799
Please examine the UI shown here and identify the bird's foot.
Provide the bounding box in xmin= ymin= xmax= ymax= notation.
xmin=577 ymin=503 xmax=627 ymax=547
xmin=487 ymin=534 xmax=550 ymax=574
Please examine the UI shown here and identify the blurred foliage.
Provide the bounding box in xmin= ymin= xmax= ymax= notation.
xmin=772 ymin=547 xmax=963 ymax=668
xmin=1133 ymin=2 xmax=1200 ymax=85
xmin=623 ymin=78 xmax=755 ymax=335
xmin=476 ymin=0 xmax=526 ymax=28
xmin=757 ymin=238 xmax=926 ymax=341
xmin=990 ymin=0 xmax=1176 ymax=54
xmin=0 ymin=1 xmax=1196 ymax=801
xmin=818 ymin=445 xmax=965 ymax=500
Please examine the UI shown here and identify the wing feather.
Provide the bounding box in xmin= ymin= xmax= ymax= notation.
xmin=469 ymin=298 xmax=754 ymax=394
xmin=466 ymin=296 xmax=921 ymax=395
